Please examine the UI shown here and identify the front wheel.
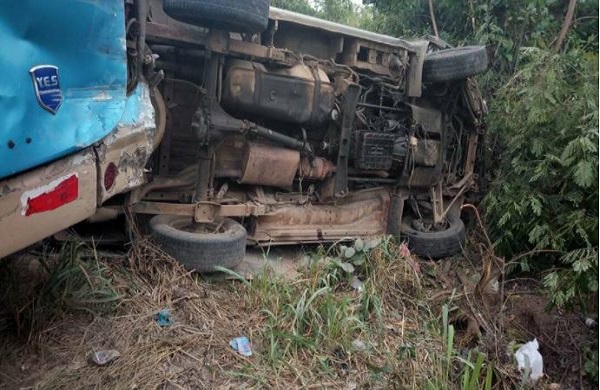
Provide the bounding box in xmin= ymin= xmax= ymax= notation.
xmin=150 ymin=215 xmax=246 ymax=272
xmin=401 ymin=214 xmax=466 ymax=258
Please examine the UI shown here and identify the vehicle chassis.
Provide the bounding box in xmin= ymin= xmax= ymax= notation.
xmin=123 ymin=1 xmax=486 ymax=247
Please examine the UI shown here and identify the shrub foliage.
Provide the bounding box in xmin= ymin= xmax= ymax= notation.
xmin=484 ymin=48 xmax=598 ymax=307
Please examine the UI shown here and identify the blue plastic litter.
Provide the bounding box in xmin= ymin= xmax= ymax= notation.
xmin=229 ymin=337 xmax=252 ymax=357
xmin=156 ymin=309 xmax=172 ymax=327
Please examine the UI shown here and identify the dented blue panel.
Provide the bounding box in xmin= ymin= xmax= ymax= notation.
xmin=0 ymin=1 xmax=128 ymax=179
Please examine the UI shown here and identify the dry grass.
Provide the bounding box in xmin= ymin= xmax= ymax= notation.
xmin=0 ymin=231 xmax=592 ymax=389
xmin=0 ymin=241 xmax=261 ymax=389
xmin=0 ymin=238 xmax=450 ymax=389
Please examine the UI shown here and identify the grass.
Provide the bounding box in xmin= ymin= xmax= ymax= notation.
xmin=229 ymin=238 xmax=461 ymax=388
xmin=0 ymin=234 xmax=590 ymax=388
xmin=0 ymin=241 xmax=122 ymax=342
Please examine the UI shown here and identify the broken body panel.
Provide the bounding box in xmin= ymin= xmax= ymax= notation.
xmin=0 ymin=82 xmax=159 ymax=258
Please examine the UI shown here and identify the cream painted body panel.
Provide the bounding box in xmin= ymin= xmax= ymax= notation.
xmin=0 ymin=149 xmax=97 ymax=258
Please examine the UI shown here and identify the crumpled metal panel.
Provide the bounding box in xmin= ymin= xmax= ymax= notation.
xmin=96 ymin=83 xmax=159 ymax=204
xmin=0 ymin=1 xmax=127 ymax=179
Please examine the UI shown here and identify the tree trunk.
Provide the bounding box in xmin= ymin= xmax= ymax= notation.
xmin=554 ymin=0 xmax=577 ymax=52
xmin=428 ymin=0 xmax=439 ymax=38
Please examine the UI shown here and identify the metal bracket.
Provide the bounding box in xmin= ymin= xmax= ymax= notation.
xmin=194 ymin=201 xmax=267 ymax=223
xmin=431 ymin=180 xmax=469 ymax=224
xmin=334 ymin=83 xmax=360 ymax=197
xmin=430 ymin=181 xmax=444 ymax=224
xmin=406 ymin=39 xmax=428 ymax=98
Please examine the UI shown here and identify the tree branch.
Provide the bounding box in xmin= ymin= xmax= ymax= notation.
xmin=428 ymin=0 xmax=439 ymax=38
xmin=554 ymin=0 xmax=577 ymax=52
xmin=468 ymin=0 xmax=476 ymax=32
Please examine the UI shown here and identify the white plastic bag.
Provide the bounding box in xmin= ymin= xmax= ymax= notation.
xmin=514 ymin=339 xmax=544 ymax=382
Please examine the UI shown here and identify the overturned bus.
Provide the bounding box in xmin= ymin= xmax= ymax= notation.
xmin=0 ymin=0 xmax=488 ymax=270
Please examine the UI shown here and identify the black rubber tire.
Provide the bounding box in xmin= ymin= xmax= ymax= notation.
xmin=401 ymin=215 xmax=466 ymax=259
xmin=163 ymin=0 xmax=270 ymax=33
xmin=422 ymin=46 xmax=488 ymax=83
xmin=150 ymin=215 xmax=246 ymax=272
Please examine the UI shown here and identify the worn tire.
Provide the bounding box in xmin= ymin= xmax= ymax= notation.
xmin=150 ymin=215 xmax=246 ymax=272
xmin=163 ymin=0 xmax=270 ymax=33
xmin=423 ymin=46 xmax=488 ymax=83
xmin=401 ymin=215 xmax=466 ymax=259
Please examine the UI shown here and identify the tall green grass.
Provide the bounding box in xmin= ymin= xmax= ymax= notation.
xmin=0 ymin=241 xmax=122 ymax=340
xmin=426 ymin=303 xmax=493 ymax=390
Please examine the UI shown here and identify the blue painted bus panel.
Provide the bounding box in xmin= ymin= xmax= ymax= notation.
xmin=0 ymin=1 xmax=128 ymax=179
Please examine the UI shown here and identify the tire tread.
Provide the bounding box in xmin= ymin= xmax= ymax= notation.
xmin=423 ymin=46 xmax=488 ymax=83
xmin=150 ymin=215 xmax=246 ymax=272
xmin=163 ymin=0 xmax=270 ymax=33
xmin=401 ymin=217 xmax=466 ymax=259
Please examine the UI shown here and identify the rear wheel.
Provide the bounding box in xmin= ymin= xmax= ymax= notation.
xmin=401 ymin=214 xmax=466 ymax=259
xmin=163 ymin=0 xmax=270 ymax=33
xmin=150 ymin=215 xmax=246 ymax=272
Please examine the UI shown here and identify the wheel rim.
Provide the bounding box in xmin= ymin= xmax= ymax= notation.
xmin=171 ymin=219 xmax=226 ymax=234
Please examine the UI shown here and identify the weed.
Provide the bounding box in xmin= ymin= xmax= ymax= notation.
xmin=425 ymin=303 xmax=494 ymax=390
xmin=229 ymin=238 xmax=458 ymax=387
xmin=0 ymin=241 xmax=121 ymax=341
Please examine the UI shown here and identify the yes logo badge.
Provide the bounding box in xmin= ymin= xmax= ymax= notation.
xmin=30 ymin=65 xmax=63 ymax=114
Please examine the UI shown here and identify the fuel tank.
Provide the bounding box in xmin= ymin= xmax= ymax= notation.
xmin=221 ymin=60 xmax=334 ymax=127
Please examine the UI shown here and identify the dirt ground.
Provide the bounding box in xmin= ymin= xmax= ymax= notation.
xmin=0 ymin=237 xmax=596 ymax=389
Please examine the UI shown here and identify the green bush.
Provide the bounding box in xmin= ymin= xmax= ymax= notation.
xmin=483 ymin=47 xmax=598 ymax=308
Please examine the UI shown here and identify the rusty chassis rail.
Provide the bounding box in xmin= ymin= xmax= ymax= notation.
xmin=133 ymin=200 xmax=269 ymax=223
xmin=146 ymin=22 xmax=290 ymax=64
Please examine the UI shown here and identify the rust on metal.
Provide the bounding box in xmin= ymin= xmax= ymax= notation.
xmin=195 ymin=202 xmax=268 ymax=223
xmin=221 ymin=60 xmax=334 ymax=127
xmin=133 ymin=200 xmax=270 ymax=223
xmin=146 ymin=21 xmax=288 ymax=63
xmin=298 ymin=156 xmax=336 ymax=181
xmin=133 ymin=201 xmax=195 ymax=216
xmin=249 ymin=189 xmax=390 ymax=245
xmin=239 ymin=142 xmax=300 ymax=188
xmin=413 ymin=139 xmax=440 ymax=167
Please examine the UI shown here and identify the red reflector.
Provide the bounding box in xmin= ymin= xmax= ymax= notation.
xmin=104 ymin=162 xmax=117 ymax=191
xmin=25 ymin=174 xmax=79 ymax=216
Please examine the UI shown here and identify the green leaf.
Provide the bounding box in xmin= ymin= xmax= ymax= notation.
xmin=351 ymin=253 xmax=366 ymax=266
xmin=364 ymin=238 xmax=382 ymax=250
xmin=529 ymin=197 xmax=542 ymax=216
xmin=573 ymin=161 xmax=595 ymax=188
xmin=573 ymin=259 xmax=591 ymax=273
xmin=332 ymin=259 xmax=355 ymax=273
xmin=354 ymin=238 xmax=364 ymax=252
xmin=543 ymin=272 xmax=559 ymax=289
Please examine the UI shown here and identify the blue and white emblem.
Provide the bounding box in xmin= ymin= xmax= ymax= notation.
xmin=30 ymin=65 xmax=63 ymax=114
